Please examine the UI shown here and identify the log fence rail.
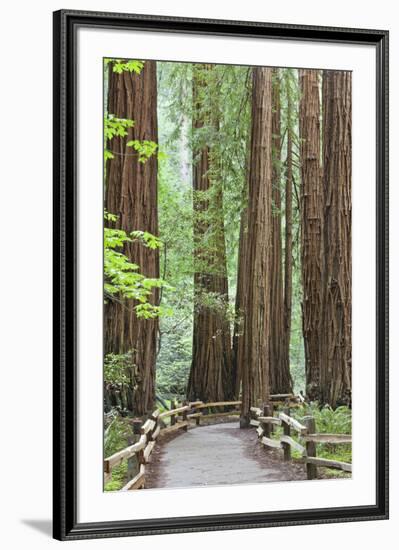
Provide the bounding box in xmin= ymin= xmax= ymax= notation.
xmin=104 ymin=399 xmax=243 ymax=489
xmin=250 ymin=403 xmax=352 ymax=479
xmin=104 ymin=394 xmax=351 ymax=489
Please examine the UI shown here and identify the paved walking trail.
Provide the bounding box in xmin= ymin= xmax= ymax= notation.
xmin=145 ymin=422 xmax=306 ymax=489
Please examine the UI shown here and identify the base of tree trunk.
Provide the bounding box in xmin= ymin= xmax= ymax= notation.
xmin=239 ymin=415 xmax=251 ymax=429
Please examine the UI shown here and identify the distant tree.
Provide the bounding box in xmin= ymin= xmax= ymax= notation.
xmin=187 ymin=64 xmax=233 ymax=402
xmin=232 ymin=199 xmax=248 ymax=398
xmin=299 ymin=69 xmax=323 ymax=402
xmin=283 ymin=69 xmax=295 ymax=393
xmin=269 ymin=69 xmax=292 ymax=394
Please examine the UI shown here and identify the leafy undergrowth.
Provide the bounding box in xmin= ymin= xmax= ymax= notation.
xmin=268 ymin=403 xmax=352 ymax=478
xmin=105 ymin=462 xmax=128 ymax=491
xmin=103 ymin=400 xmax=176 ymax=491
xmin=104 ymin=415 xmax=134 ymax=491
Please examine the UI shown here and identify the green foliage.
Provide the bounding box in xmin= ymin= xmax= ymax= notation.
xmin=104 ymin=415 xmax=133 ymax=491
xmin=104 ymin=114 xmax=134 ymax=160
xmin=154 ymin=62 xmax=253 ymax=399
xmin=106 ymin=59 xmax=144 ymax=74
xmin=193 ymin=64 xmax=251 ymax=279
xmin=104 ymin=118 xmax=159 ymax=163
xmin=104 ymin=114 xmax=134 ymax=140
xmin=298 ymin=403 xmax=352 ymax=434
xmin=268 ymin=403 xmax=352 ymax=473
xmin=295 ymin=403 xmax=352 ymax=466
xmin=154 ymin=68 xmax=196 ymax=399
xmin=194 ymin=287 xmax=236 ymax=323
xmin=104 ymin=352 xmax=132 ymax=385
xmin=156 ymin=332 xmax=192 ymax=400
xmin=127 ymin=139 xmax=158 ymax=162
xmin=130 ymin=230 xmax=163 ymax=250
xmin=104 ymin=149 xmax=114 ymax=161
xmin=104 ymin=211 xmax=172 ymax=319
xmin=104 ymin=466 xmax=127 ymax=492
xmin=104 ymin=415 xmax=133 ymax=457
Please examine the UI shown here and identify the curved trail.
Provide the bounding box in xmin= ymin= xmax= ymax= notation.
xmin=146 ymin=422 xmax=306 ymax=489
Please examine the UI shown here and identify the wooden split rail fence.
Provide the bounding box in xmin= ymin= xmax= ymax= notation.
xmin=104 ymin=393 xmax=349 ymax=490
xmin=249 ymin=403 xmax=352 ymax=479
xmin=104 ymin=399 xmax=242 ymax=490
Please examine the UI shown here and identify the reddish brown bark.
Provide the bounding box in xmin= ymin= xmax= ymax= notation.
xmin=270 ymin=70 xmax=292 ymax=394
xmin=232 ymin=202 xmax=248 ymax=398
xmin=187 ymin=65 xmax=233 ymax=402
xmin=299 ymin=69 xmax=323 ymax=402
xmin=104 ymin=60 xmax=159 ymax=415
xmin=320 ymin=70 xmax=352 ymax=407
xmin=283 ymin=70 xmax=294 ymax=391
xmin=233 ymin=77 xmax=252 ymax=398
xmin=240 ymin=67 xmax=273 ymax=424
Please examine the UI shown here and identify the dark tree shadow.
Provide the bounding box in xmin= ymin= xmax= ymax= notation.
xmin=21 ymin=519 xmax=52 ymax=537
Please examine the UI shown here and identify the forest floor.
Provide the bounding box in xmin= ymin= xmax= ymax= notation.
xmin=145 ymin=421 xmax=308 ymax=489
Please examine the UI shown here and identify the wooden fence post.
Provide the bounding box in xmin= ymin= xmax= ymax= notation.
xmin=127 ymin=418 xmax=142 ymax=480
xmin=170 ymin=400 xmax=176 ymax=426
xmin=182 ymin=401 xmax=188 ymax=431
xmin=135 ymin=416 xmax=146 ymax=474
xmin=262 ymin=404 xmax=271 ymax=441
xmin=303 ymin=416 xmax=317 ymax=480
xmin=269 ymin=403 xmax=275 ymax=434
xmin=282 ymin=406 xmax=291 ymax=461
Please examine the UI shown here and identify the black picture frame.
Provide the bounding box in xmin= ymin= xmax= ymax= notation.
xmin=53 ymin=9 xmax=389 ymax=541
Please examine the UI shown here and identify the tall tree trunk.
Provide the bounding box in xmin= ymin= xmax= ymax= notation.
xmin=240 ymin=67 xmax=273 ymax=424
xmin=320 ymin=70 xmax=352 ymax=407
xmin=283 ymin=70 xmax=294 ymax=391
xmin=232 ymin=201 xmax=248 ymax=398
xmin=233 ymin=78 xmax=252 ymax=398
xmin=270 ymin=69 xmax=292 ymax=394
xmin=187 ymin=65 xmax=233 ymax=402
xmin=104 ymin=61 xmax=159 ymax=416
xmin=299 ymin=69 xmax=323 ymax=402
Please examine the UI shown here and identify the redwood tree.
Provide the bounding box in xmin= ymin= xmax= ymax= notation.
xmin=269 ymin=69 xmax=292 ymax=394
xmin=232 ymin=202 xmax=248 ymax=398
xmin=187 ymin=65 xmax=233 ymax=402
xmin=320 ymin=70 xmax=352 ymax=407
xmin=240 ymin=67 xmax=273 ymax=424
xmin=299 ymin=69 xmax=323 ymax=402
xmin=283 ymin=69 xmax=294 ymax=393
xmin=104 ymin=60 xmax=159 ymax=415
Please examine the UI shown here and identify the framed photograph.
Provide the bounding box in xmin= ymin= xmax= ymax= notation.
xmin=53 ymin=9 xmax=389 ymax=541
